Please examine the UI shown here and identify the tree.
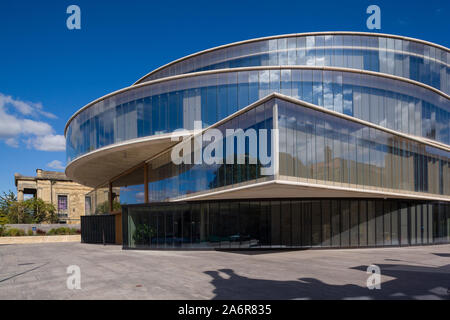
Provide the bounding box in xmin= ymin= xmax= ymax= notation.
xmin=0 ymin=192 xmax=11 ymax=235
xmin=2 ymin=193 xmax=58 ymax=224
xmin=6 ymin=200 xmax=32 ymax=224
xmin=24 ymin=198 xmax=58 ymax=224
xmin=0 ymin=191 xmax=16 ymax=220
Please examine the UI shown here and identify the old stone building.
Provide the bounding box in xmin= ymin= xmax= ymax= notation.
xmin=14 ymin=169 xmax=94 ymax=224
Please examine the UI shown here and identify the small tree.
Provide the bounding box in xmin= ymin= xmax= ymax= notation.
xmin=0 ymin=196 xmax=9 ymax=228
xmin=24 ymin=198 xmax=58 ymax=224
xmin=4 ymin=196 xmax=57 ymax=224
xmin=0 ymin=191 xmax=16 ymax=220
xmin=0 ymin=212 xmax=7 ymax=236
xmin=7 ymin=200 xmax=32 ymax=224
xmin=46 ymin=204 xmax=59 ymax=223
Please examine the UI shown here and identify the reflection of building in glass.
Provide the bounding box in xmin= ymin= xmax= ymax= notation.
xmin=66 ymin=32 xmax=450 ymax=249
xmin=85 ymin=186 xmax=120 ymax=214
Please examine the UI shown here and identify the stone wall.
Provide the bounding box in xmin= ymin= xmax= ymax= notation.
xmin=0 ymin=235 xmax=80 ymax=244
xmin=5 ymin=224 xmax=81 ymax=232
xmin=16 ymin=172 xmax=93 ymax=224
xmin=36 ymin=180 xmax=92 ymax=224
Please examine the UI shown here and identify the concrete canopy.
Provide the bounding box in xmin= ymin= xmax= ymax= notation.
xmin=65 ymin=132 xmax=190 ymax=188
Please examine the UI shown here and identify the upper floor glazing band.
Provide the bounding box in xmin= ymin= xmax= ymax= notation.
xmin=66 ymin=67 xmax=450 ymax=163
xmin=66 ymin=66 xmax=450 ymax=164
xmin=135 ymin=32 xmax=450 ymax=95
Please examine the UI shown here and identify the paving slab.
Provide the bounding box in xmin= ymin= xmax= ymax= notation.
xmin=0 ymin=243 xmax=449 ymax=299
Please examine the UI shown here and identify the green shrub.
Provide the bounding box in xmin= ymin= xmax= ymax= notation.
xmin=27 ymin=229 xmax=34 ymax=236
xmin=47 ymin=227 xmax=78 ymax=236
xmin=0 ymin=224 xmax=6 ymax=237
xmin=6 ymin=228 xmax=25 ymax=237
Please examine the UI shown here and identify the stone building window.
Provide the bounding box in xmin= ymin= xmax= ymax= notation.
xmin=85 ymin=196 xmax=92 ymax=215
xmin=58 ymin=195 xmax=68 ymax=212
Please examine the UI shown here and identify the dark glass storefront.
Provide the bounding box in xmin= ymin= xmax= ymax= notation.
xmin=122 ymin=199 xmax=450 ymax=249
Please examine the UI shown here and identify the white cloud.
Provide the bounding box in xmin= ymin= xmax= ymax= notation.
xmin=21 ymin=119 xmax=53 ymax=136
xmin=0 ymin=93 xmax=57 ymax=119
xmin=47 ymin=160 xmax=65 ymax=170
xmin=0 ymin=108 xmax=22 ymax=138
xmin=0 ymin=92 xmax=64 ymax=152
xmin=5 ymin=138 xmax=19 ymax=148
xmin=30 ymin=134 xmax=66 ymax=151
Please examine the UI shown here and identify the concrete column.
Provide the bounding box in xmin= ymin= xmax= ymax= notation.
xmin=108 ymin=182 xmax=113 ymax=213
xmin=144 ymin=164 xmax=149 ymax=203
xmin=17 ymin=189 xmax=24 ymax=202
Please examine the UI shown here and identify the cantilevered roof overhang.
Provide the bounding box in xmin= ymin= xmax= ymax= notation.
xmin=65 ymin=131 xmax=190 ymax=188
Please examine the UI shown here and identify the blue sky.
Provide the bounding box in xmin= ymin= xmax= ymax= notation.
xmin=0 ymin=0 xmax=448 ymax=194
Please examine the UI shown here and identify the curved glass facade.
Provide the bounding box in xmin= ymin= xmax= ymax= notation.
xmin=137 ymin=33 xmax=450 ymax=95
xmin=66 ymin=68 xmax=449 ymax=163
xmin=69 ymin=33 xmax=450 ymax=250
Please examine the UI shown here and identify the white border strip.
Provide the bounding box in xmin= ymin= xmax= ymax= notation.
xmin=173 ymin=179 xmax=450 ymax=203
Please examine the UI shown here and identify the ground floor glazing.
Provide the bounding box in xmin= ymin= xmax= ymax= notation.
xmin=123 ymin=198 xmax=450 ymax=249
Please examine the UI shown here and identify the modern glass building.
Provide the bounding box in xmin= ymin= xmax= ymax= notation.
xmin=66 ymin=32 xmax=450 ymax=249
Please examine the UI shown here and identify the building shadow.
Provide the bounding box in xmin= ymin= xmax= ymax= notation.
xmin=216 ymin=249 xmax=310 ymax=256
xmin=432 ymin=253 xmax=450 ymax=258
xmin=204 ymin=264 xmax=450 ymax=300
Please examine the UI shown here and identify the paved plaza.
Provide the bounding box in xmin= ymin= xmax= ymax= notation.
xmin=0 ymin=243 xmax=449 ymax=299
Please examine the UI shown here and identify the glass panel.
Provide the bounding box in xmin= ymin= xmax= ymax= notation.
xmin=359 ymin=200 xmax=367 ymax=247
xmin=291 ymin=201 xmax=302 ymax=247
xmin=322 ymin=200 xmax=331 ymax=247
xmin=271 ymin=201 xmax=281 ymax=246
xmin=367 ymin=200 xmax=376 ymax=246
xmin=311 ymin=201 xmax=321 ymax=246
xmin=350 ymin=200 xmax=359 ymax=247
xmin=302 ymin=201 xmax=311 ymax=247
xmin=400 ymin=203 xmax=409 ymax=245
xmin=281 ymin=201 xmax=292 ymax=247
xmin=410 ymin=204 xmax=416 ymax=245
xmin=341 ymin=200 xmax=350 ymax=247
xmin=416 ymin=204 xmax=422 ymax=245
xmin=384 ymin=201 xmax=391 ymax=245
xmin=331 ymin=200 xmax=340 ymax=247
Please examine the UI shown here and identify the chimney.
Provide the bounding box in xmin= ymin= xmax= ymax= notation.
xmin=36 ymin=169 xmax=43 ymax=177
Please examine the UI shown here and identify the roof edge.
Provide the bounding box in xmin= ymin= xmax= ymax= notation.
xmin=133 ymin=31 xmax=450 ymax=85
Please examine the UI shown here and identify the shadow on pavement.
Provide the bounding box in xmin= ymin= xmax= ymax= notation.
xmin=216 ymin=249 xmax=310 ymax=256
xmin=204 ymin=264 xmax=450 ymax=300
xmin=0 ymin=262 xmax=49 ymax=284
xmin=432 ymin=253 xmax=450 ymax=258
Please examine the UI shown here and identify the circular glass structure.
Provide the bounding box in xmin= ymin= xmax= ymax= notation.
xmin=71 ymin=32 xmax=450 ymax=250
